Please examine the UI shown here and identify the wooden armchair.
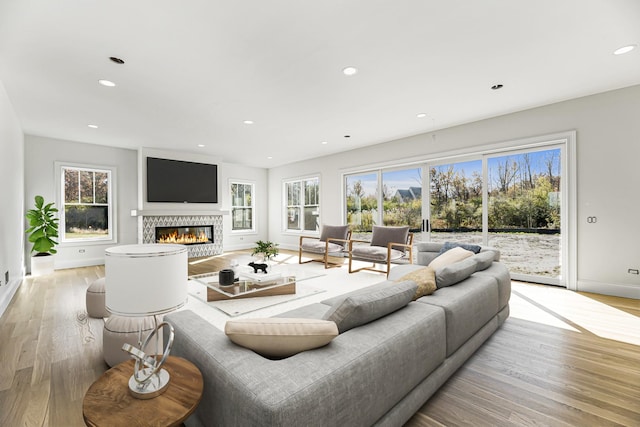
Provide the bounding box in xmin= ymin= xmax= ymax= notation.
xmin=348 ymin=225 xmax=413 ymax=276
xmin=299 ymin=225 xmax=352 ymax=268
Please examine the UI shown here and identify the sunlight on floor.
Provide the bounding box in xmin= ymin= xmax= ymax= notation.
xmin=510 ymin=282 xmax=640 ymax=346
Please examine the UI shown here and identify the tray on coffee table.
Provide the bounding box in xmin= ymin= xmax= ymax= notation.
xmin=189 ymin=273 xmax=296 ymax=302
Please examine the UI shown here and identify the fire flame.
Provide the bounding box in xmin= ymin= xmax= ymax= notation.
xmin=157 ymin=230 xmax=209 ymax=244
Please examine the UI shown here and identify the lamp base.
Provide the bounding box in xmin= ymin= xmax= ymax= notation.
xmin=128 ymin=368 xmax=171 ymax=399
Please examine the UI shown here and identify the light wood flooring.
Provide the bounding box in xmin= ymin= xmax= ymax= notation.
xmin=1 ymin=250 xmax=639 ymax=426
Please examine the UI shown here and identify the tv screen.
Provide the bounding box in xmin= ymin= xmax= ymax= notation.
xmin=146 ymin=157 xmax=218 ymax=203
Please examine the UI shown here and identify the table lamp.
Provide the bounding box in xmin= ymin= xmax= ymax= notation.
xmin=105 ymin=243 xmax=188 ymax=399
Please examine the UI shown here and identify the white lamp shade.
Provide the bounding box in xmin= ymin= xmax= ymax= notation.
xmin=105 ymin=244 xmax=188 ymax=316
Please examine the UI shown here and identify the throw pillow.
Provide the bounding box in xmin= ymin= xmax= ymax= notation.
xmin=394 ymin=267 xmax=436 ymax=300
xmin=225 ymin=318 xmax=338 ymax=358
xmin=428 ymin=246 xmax=474 ymax=269
xmin=434 ymin=256 xmax=478 ymax=288
xmin=473 ymin=250 xmax=496 ymax=271
xmin=323 ymin=280 xmax=417 ymax=333
xmin=439 ymin=241 xmax=482 ymax=255
xmin=319 ymin=224 xmax=350 ymax=247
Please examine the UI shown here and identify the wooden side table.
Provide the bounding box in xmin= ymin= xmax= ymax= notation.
xmin=83 ymin=356 xmax=203 ymax=427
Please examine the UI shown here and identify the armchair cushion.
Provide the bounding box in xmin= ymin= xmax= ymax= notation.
xmin=301 ymin=241 xmax=346 ymax=254
xmin=319 ymin=224 xmax=350 ymax=247
xmin=370 ymin=226 xmax=410 ymax=252
xmin=351 ymin=246 xmax=406 ymax=262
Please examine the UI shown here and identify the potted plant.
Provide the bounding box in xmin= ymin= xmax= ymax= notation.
xmin=25 ymin=195 xmax=59 ymax=276
xmin=251 ymin=240 xmax=279 ymax=262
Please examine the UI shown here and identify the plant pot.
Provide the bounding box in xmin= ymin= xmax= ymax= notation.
xmin=31 ymin=254 xmax=55 ymax=276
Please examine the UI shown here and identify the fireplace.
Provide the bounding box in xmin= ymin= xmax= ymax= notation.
xmin=155 ymin=225 xmax=214 ymax=245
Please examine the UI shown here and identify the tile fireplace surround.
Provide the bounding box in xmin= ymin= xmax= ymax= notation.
xmin=142 ymin=215 xmax=223 ymax=258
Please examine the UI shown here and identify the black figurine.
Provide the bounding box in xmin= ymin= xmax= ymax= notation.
xmin=248 ymin=262 xmax=268 ymax=274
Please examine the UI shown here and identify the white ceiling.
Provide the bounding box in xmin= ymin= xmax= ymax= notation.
xmin=1 ymin=0 xmax=639 ymax=168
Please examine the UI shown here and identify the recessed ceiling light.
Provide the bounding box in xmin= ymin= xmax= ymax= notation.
xmin=98 ymin=79 xmax=116 ymax=87
xmin=109 ymin=57 xmax=125 ymax=64
xmin=491 ymin=84 xmax=504 ymax=90
xmin=197 ymin=144 xmax=205 ymax=148
xmin=243 ymin=120 xmax=254 ymax=125
xmin=417 ymin=113 xmax=428 ymax=118
xmin=342 ymin=66 xmax=358 ymax=76
xmin=614 ymin=44 xmax=637 ymax=55
xmin=87 ymin=124 xmax=98 ymax=129
xmin=321 ymin=141 xmax=328 ymax=145
xmin=267 ymin=156 xmax=273 ymax=159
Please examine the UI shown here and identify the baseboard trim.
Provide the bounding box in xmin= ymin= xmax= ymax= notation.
xmin=0 ymin=278 xmax=22 ymax=319
xmin=54 ymin=257 xmax=105 ymax=270
xmin=577 ymin=279 xmax=640 ymax=299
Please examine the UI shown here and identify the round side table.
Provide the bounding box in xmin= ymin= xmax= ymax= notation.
xmin=83 ymin=356 xmax=203 ymax=427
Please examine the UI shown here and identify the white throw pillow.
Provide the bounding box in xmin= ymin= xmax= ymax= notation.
xmin=225 ymin=318 xmax=338 ymax=358
xmin=428 ymin=246 xmax=474 ymax=269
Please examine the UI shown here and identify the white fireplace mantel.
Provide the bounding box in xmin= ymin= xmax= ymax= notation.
xmin=134 ymin=209 xmax=229 ymax=217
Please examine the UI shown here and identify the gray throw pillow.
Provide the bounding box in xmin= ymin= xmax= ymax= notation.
xmin=435 ymin=256 xmax=478 ymax=288
xmin=319 ymin=225 xmax=350 ymax=247
xmin=439 ymin=241 xmax=482 ymax=254
xmin=370 ymin=226 xmax=410 ymax=252
xmin=473 ymin=251 xmax=496 ymax=271
xmin=323 ymin=280 xmax=417 ymax=333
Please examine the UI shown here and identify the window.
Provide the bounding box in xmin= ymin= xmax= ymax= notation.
xmin=231 ymin=182 xmax=254 ymax=231
xmin=60 ymin=165 xmax=114 ymax=243
xmin=285 ymin=177 xmax=319 ymax=232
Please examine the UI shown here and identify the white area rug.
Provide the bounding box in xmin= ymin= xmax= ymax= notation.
xmin=181 ymin=258 xmax=386 ymax=330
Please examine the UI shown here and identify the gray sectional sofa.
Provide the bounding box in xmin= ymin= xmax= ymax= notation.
xmin=166 ymin=242 xmax=511 ymax=427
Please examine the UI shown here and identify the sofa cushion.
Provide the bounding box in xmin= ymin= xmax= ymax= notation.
xmin=439 ymin=241 xmax=482 ymax=254
xmin=428 ymin=246 xmax=474 ymax=269
xmin=370 ymin=225 xmax=410 ymax=252
xmin=435 ymin=256 xmax=478 ymax=288
xmin=225 ymin=318 xmax=338 ymax=358
xmin=323 ymin=280 xmax=417 ymax=333
xmin=416 ymin=274 xmax=499 ymax=356
xmin=319 ymin=224 xmax=350 ymax=247
xmin=394 ymin=266 xmax=436 ymax=299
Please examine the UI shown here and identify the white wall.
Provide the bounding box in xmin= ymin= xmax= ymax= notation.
xmin=136 ymin=147 xmax=269 ymax=250
xmin=24 ymin=135 xmax=139 ymax=270
xmin=268 ymin=84 xmax=640 ymax=299
xmin=0 ymin=80 xmax=25 ymax=317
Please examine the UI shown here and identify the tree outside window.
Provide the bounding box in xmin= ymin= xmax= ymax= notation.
xmin=61 ymin=166 xmax=113 ymax=242
xmin=285 ymin=177 xmax=319 ymax=232
xmin=231 ymin=182 xmax=254 ymax=231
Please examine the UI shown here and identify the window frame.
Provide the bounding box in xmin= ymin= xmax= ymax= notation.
xmin=56 ymin=162 xmax=117 ymax=246
xmin=283 ymin=175 xmax=320 ymax=234
xmin=230 ymin=180 xmax=255 ymax=233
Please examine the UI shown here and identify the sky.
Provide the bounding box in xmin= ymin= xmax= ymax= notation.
xmin=346 ymin=148 xmax=561 ymax=196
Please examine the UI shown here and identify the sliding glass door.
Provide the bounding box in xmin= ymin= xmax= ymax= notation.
xmin=428 ymin=160 xmax=483 ymax=244
xmin=344 ymin=140 xmax=567 ymax=286
xmin=486 ymin=147 xmax=562 ymax=284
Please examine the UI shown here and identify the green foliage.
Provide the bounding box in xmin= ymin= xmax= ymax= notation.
xmin=25 ymin=195 xmax=59 ymax=255
xmin=251 ymin=240 xmax=279 ymax=259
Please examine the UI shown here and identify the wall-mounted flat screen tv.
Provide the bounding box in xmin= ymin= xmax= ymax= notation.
xmin=146 ymin=157 xmax=218 ymax=203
